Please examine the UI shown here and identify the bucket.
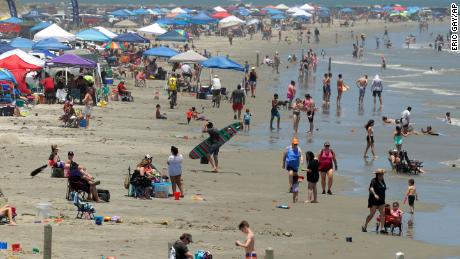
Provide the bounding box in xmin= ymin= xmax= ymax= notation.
xmin=174 ymin=192 xmax=181 ymax=200
xmin=12 ymin=243 xmax=20 ymax=252
xmin=79 ymin=119 xmax=87 ymax=128
xmin=0 ymin=242 xmax=7 ymax=250
xmin=35 ymin=203 xmax=52 ymax=221
xmin=95 ymin=216 xmax=103 ymax=225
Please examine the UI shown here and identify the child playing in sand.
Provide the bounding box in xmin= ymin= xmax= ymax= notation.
xmin=235 ymin=220 xmax=256 ymax=259
xmin=243 ymin=109 xmax=252 ymax=132
xmin=186 ymin=108 xmax=193 ymax=124
xmin=404 ymin=178 xmax=418 ymax=214
xmin=291 ymin=175 xmax=299 ymax=203
xmin=155 ymin=104 xmax=167 ymax=120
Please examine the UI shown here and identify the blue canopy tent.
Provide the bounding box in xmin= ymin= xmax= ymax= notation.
xmin=111 ymin=10 xmax=130 ymax=17
xmin=31 ymin=49 xmax=57 ymax=59
xmin=0 ymin=43 xmax=15 ymax=55
xmin=406 ymin=7 xmax=421 ymax=15
xmin=113 ymin=32 xmax=150 ymax=43
xmin=175 ymin=13 xmax=192 ymax=20
xmin=9 ymin=37 xmax=35 ymax=49
xmin=156 ymin=31 xmax=187 ymax=42
xmin=32 ymin=38 xmax=71 ymax=51
xmin=22 ymin=10 xmax=47 ymax=20
xmin=340 ymin=8 xmax=354 ymax=13
xmin=265 ymin=8 xmax=283 ymax=15
xmin=383 ymin=6 xmax=392 ymax=11
xmin=143 ymin=46 xmax=179 ymax=57
xmin=155 ymin=19 xmax=189 ymax=26
xmin=0 ymin=68 xmax=18 ymax=84
xmin=201 ymin=56 xmax=244 ymax=71
xmin=272 ymin=14 xmax=287 ymax=20
xmin=238 ymin=8 xmax=251 ymax=16
xmin=76 ymin=28 xmax=111 ymax=42
xmin=189 ymin=12 xmax=216 ymax=25
xmin=133 ymin=8 xmax=149 ymax=15
xmin=30 ymin=21 xmax=52 ymax=32
xmin=371 ymin=7 xmax=384 ymax=13
xmin=0 ymin=17 xmax=24 ymax=24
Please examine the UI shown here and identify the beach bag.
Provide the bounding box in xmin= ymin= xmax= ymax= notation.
xmin=195 ymin=250 xmax=212 ymax=259
xmin=169 ymin=247 xmax=176 ymax=259
xmin=97 ymin=189 xmax=110 ymax=202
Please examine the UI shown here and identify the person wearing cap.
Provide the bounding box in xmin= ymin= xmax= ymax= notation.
xmin=317 ymin=141 xmax=338 ymax=195
xmin=282 ymin=138 xmax=303 ymax=191
xmin=211 ymin=75 xmax=222 ymax=108
xmin=172 ymin=233 xmax=194 ymax=259
xmin=248 ymin=67 xmax=257 ymax=98
xmin=362 ymin=168 xmax=387 ymax=233
xmin=48 ymin=144 xmax=65 ymax=177
xmin=203 ymin=122 xmax=220 ymax=172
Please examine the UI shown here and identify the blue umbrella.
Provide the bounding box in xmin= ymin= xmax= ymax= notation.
xmin=143 ymin=46 xmax=179 ymax=57
xmin=0 ymin=17 xmax=23 ymax=24
xmin=33 ymin=38 xmax=71 ymax=51
xmin=30 ymin=21 xmax=52 ymax=32
xmin=156 ymin=31 xmax=187 ymax=42
xmin=113 ymin=32 xmax=150 ymax=43
xmin=76 ymin=28 xmax=111 ymax=42
xmin=266 ymin=8 xmax=283 ymax=15
xmin=9 ymin=37 xmax=35 ymax=49
xmin=0 ymin=43 xmax=15 ymax=54
xmin=383 ymin=6 xmax=392 ymax=11
xmin=201 ymin=56 xmax=244 ymax=72
xmin=0 ymin=68 xmax=18 ymax=84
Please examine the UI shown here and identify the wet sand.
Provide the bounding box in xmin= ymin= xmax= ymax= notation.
xmin=1 ymin=20 xmax=460 ymax=258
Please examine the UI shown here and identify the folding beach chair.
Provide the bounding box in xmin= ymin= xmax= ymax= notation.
xmin=71 ymin=191 xmax=95 ymax=220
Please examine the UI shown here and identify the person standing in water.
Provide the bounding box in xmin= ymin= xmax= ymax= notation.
xmin=270 ymin=94 xmax=281 ymax=130
xmin=364 ymin=119 xmax=376 ymax=158
xmin=292 ymin=99 xmax=303 ymax=133
xmin=356 ymin=75 xmax=368 ymax=107
xmin=393 ymin=125 xmax=406 ymax=151
xmin=322 ymin=73 xmax=331 ymax=105
xmin=286 ymin=81 xmax=296 ymax=107
xmin=370 ymin=74 xmax=383 ymax=107
xmin=336 ymin=74 xmax=349 ymax=106
xmin=303 ymin=94 xmax=316 ymax=134
xmin=235 ymin=221 xmax=256 ymax=259
xmin=318 ymin=142 xmax=338 ymax=195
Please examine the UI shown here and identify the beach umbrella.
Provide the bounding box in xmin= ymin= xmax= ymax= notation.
xmin=393 ymin=5 xmax=406 ymax=11
xmin=9 ymin=37 xmax=35 ymax=50
xmin=299 ymin=3 xmax=315 ymax=11
xmin=276 ymin=4 xmax=289 ymax=10
xmin=383 ymin=6 xmax=392 ymax=11
xmin=0 ymin=68 xmax=18 ymax=84
xmin=33 ymin=38 xmax=71 ymax=51
xmin=170 ymin=7 xmax=186 ymax=14
xmin=340 ymin=8 xmax=353 ymax=13
xmin=0 ymin=42 xmax=15 ymax=54
xmin=102 ymin=41 xmax=126 ymax=50
xmin=201 ymin=56 xmax=244 ymax=71
xmin=143 ymin=46 xmax=178 ymax=58
xmin=214 ymin=6 xmax=227 ymax=12
xmin=238 ymin=8 xmax=251 ymax=17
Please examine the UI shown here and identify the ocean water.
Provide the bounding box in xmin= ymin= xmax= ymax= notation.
xmin=233 ymin=23 xmax=460 ymax=246
xmin=19 ymin=0 xmax=454 ymax=7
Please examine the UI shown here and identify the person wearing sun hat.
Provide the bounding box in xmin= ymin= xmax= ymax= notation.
xmin=282 ymin=138 xmax=303 ymax=191
xmin=362 ymin=168 xmax=388 ymax=233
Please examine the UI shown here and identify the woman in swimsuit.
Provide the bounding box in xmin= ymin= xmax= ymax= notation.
xmin=292 ymin=98 xmax=302 ymax=133
xmin=364 ymin=119 xmax=376 ymax=158
xmin=303 ymin=94 xmax=316 ymax=134
xmin=393 ymin=125 xmax=406 ymax=151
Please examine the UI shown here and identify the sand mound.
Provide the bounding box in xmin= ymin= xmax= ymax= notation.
xmin=0 ymin=134 xmax=21 ymax=145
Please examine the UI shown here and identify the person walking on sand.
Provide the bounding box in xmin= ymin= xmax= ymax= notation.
xmin=203 ymin=122 xmax=220 ymax=172
xmin=282 ymin=138 xmax=303 ymax=191
xmin=236 ymin=221 xmax=256 ymax=259
xmin=336 ymin=74 xmax=348 ymax=106
xmin=167 ymin=146 xmax=184 ymax=197
xmin=248 ymin=67 xmax=258 ymax=98
xmin=370 ymin=74 xmax=383 ymax=107
xmin=318 ymin=142 xmax=338 ymax=195
xmin=287 ymin=80 xmax=296 ymax=107
xmin=404 ymin=178 xmax=418 ymax=214
xmin=270 ymin=94 xmax=281 ymax=130
xmin=230 ymin=84 xmax=246 ymax=120
xmin=82 ymin=88 xmax=93 ymax=129
xmin=303 ymin=151 xmax=319 ymax=203
xmin=292 ymin=99 xmax=303 ymax=133
xmin=356 ymin=75 xmax=368 ymax=107
xmin=362 ymin=169 xmax=387 ymax=233
xmin=303 ymin=94 xmax=316 ymax=134
xmin=364 ymin=119 xmax=376 ymax=158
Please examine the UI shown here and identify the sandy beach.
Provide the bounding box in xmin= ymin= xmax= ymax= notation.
xmin=1 ymin=18 xmax=460 ymax=259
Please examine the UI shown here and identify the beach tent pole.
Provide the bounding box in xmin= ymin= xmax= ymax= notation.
xmin=44 ymin=224 xmax=52 ymax=259
xmin=328 ymin=57 xmax=331 ymax=73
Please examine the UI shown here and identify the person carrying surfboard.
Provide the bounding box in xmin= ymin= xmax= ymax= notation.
xmin=203 ymin=122 xmax=220 ymax=172
xmin=336 ymin=74 xmax=349 ymax=106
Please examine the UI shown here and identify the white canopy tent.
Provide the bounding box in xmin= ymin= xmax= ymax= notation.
xmin=300 ymin=3 xmax=315 ymax=11
xmin=292 ymin=9 xmax=312 ymax=17
xmin=33 ymin=24 xmax=75 ymax=42
xmin=287 ymin=7 xmax=303 ymax=13
xmin=247 ymin=19 xmax=260 ymax=26
xmin=214 ymin=6 xmax=227 ymax=12
xmin=93 ymin=26 xmax=118 ymax=39
xmin=219 ymin=15 xmax=245 ymax=28
xmin=137 ymin=23 xmax=167 ymax=36
xmin=276 ymin=4 xmax=289 ymax=10
xmin=170 ymin=7 xmax=186 ymax=14
xmin=169 ymin=50 xmax=207 ymax=63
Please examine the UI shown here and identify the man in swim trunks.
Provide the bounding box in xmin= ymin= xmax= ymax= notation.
xmin=370 ymin=74 xmax=383 ymax=107
xmin=270 ymin=94 xmax=280 ymax=130
xmin=230 ymin=84 xmax=246 ymax=120
xmin=356 ymin=75 xmax=368 ymax=107
xmin=400 ymin=106 xmax=412 ymax=133
xmin=236 ymin=220 xmax=256 ymax=259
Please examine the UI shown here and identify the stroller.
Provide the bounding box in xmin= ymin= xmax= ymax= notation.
xmin=71 ymin=191 xmax=95 ymax=220
xmin=376 ymin=204 xmax=403 ymax=235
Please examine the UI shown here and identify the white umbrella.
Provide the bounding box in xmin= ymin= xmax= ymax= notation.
xmin=169 ymin=50 xmax=207 ymax=63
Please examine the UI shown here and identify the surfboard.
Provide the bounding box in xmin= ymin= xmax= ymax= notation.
xmin=342 ymin=84 xmax=350 ymax=92
xmin=189 ymin=122 xmax=243 ymax=159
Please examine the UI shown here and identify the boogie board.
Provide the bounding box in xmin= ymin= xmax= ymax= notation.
xmin=189 ymin=122 xmax=243 ymax=159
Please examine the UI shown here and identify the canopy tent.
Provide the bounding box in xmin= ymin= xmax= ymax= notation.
xmin=138 ymin=23 xmax=167 ymax=36
xmin=33 ymin=24 xmax=76 ymax=42
xmin=155 ymin=18 xmax=188 ymax=26
xmin=143 ymin=46 xmax=178 ymax=57
xmin=0 ymin=42 xmax=15 ymax=54
xmin=156 ymin=30 xmax=187 ymax=42
xmin=383 ymin=6 xmax=393 ymax=11
xmin=286 ymin=7 xmax=302 ymax=13
xmin=189 ymin=12 xmax=217 ymax=25
xmin=133 ymin=8 xmax=149 ymax=15
xmin=0 ymin=68 xmax=18 ymax=84
xmin=272 ymin=14 xmax=287 ymax=20
xmin=247 ymin=19 xmax=260 ymax=26
xmin=9 ymin=37 xmax=35 ymax=50
xmin=219 ymin=15 xmax=245 ymax=28
xmin=30 ymin=21 xmax=52 ymax=32
xmin=170 ymin=7 xmax=186 ymax=14
xmin=340 ymin=8 xmax=354 ymax=13
xmin=237 ymin=8 xmax=251 ymax=16
xmin=299 ymin=3 xmax=315 ymax=11
xmin=48 ymin=54 xmax=96 ymax=68
xmin=201 ymin=56 xmax=243 ymax=71
xmin=147 ymin=8 xmax=161 ymax=15
xmin=406 ymin=6 xmax=421 ymax=15
xmin=93 ymin=27 xmax=118 ymax=39
xmin=291 ymin=10 xmax=312 ymax=18
xmin=276 ymin=4 xmax=289 ymax=10
xmin=113 ymin=32 xmax=150 ymax=43
xmin=0 ymin=17 xmax=23 ymax=24
xmin=30 ymin=49 xmax=57 ymax=59
xmin=33 ymin=38 xmax=71 ymax=51
xmin=173 ymin=13 xmax=192 ymax=19
xmin=76 ymin=28 xmax=110 ymax=42
xmin=113 ymin=19 xmax=139 ymax=28
xmin=265 ymin=8 xmax=283 ymax=15
xmin=169 ymin=50 xmax=207 ymax=63
xmin=214 ymin=6 xmax=227 ymax=12
xmin=111 ymin=9 xmax=132 ymax=17
xmin=212 ymin=12 xmax=231 ymax=19
xmin=0 ymin=49 xmax=45 ymax=94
